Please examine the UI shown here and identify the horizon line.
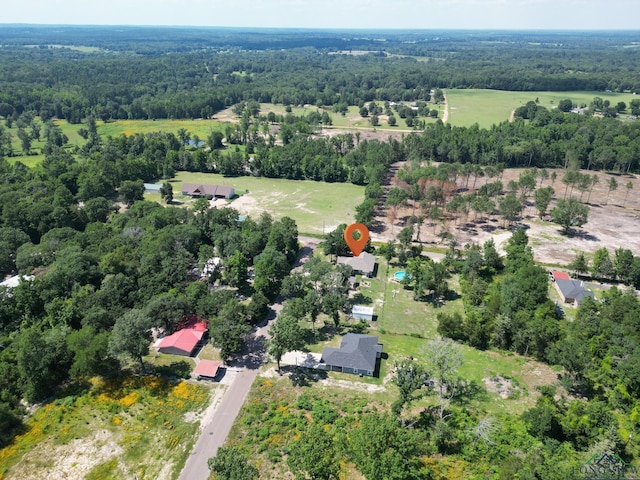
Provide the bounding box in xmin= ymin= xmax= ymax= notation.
xmin=1 ymin=23 xmax=640 ymax=33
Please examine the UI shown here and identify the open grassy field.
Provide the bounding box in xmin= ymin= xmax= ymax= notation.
xmin=171 ymin=171 xmax=364 ymax=236
xmin=0 ymin=375 xmax=213 ymax=480
xmin=241 ymin=102 xmax=443 ymax=131
xmin=446 ymin=89 xmax=640 ymax=128
xmin=96 ymin=119 xmax=226 ymax=139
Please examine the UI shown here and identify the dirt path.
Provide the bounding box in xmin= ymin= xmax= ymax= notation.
xmin=441 ymin=91 xmax=449 ymax=123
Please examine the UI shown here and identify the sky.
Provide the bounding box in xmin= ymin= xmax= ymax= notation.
xmin=3 ymin=0 xmax=640 ymax=30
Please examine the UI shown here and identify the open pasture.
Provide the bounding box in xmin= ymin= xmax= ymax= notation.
xmin=446 ymin=89 xmax=639 ymax=127
xmin=97 ymin=118 xmax=225 ymax=139
xmin=172 ymin=171 xmax=364 ymax=236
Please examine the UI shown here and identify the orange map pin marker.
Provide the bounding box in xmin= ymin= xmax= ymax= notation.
xmin=344 ymin=223 xmax=370 ymax=257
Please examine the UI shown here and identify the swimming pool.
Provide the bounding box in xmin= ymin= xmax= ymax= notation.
xmin=394 ymin=271 xmax=411 ymax=281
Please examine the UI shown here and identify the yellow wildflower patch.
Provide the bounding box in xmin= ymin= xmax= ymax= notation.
xmin=118 ymin=391 xmax=139 ymax=408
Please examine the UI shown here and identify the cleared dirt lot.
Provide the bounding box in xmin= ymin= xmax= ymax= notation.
xmin=378 ymin=167 xmax=640 ymax=265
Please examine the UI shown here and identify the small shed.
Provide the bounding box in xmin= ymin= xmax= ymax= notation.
xmin=550 ymin=270 xmax=570 ymax=282
xmin=144 ymin=183 xmax=163 ymax=194
xmin=193 ymin=360 xmax=222 ymax=381
xmin=352 ymin=305 xmax=374 ymax=321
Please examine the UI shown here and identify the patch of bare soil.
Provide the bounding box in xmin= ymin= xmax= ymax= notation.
xmin=374 ymin=166 xmax=640 ymax=265
xmin=9 ymin=429 xmax=126 ymax=480
xmin=484 ymin=375 xmax=519 ymax=399
xmin=262 ymin=366 xmax=384 ymax=393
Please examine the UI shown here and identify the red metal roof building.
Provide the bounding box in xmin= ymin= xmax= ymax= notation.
xmin=193 ymin=360 xmax=222 ymax=380
xmin=157 ymin=321 xmax=208 ymax=356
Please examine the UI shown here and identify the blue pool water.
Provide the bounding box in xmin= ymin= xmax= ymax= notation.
xmin=395 ymin=271 xmax=411 ymax=281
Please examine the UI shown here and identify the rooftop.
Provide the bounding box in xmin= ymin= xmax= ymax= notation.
xmin=321 ymin=333 xmax=382 ymax=372
xmin=193 ymin=360 xmax=221 ymax=378
xmin=336 ymin=251 xmax=376 ymax=274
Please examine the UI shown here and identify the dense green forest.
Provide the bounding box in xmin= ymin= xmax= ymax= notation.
xmin=0 ymin=27 xmax=639 ymax=123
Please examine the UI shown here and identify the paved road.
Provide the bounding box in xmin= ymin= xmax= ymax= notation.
xmin=177 ymin=366 xmax=260 ymax=480
xmin=177 ymin=238 xmax=315 ymax=480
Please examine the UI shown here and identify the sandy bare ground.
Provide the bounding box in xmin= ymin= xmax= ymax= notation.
xmin=5 ymin=382 xmax=227 ymax=480
xmin=377 ymin=167 xmax=640 ymax=265
xmin=262 ymin=366 xmax=385 ymax=393
xmin=221 ymin=163 xmax=640 ymax=266
xmin=441 ymin=92 xmax=449 ymax=123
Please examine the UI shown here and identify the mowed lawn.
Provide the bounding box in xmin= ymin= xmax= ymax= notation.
xmin=171 ymin=171 xmax=364 ymax=236
xmin=446 ymin=89 xmax=640 ymax=128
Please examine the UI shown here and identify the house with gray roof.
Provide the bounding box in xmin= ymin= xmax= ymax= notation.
xmin=320 ymin=333 xmax=382 ymax=377
xmin=555 ymin=279 xmax=595 ymax=306
xmin=336 ymin=251 xmax=377 ymax=277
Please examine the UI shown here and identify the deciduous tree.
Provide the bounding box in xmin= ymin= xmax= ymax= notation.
xmin=207 ymin=446 xmax=258 ymax=480
xmin=287 ymin=422 xmax=340 ymax=480
xmin=109 ymin=309 xmax=152 ymax=372
xmin=550 ymin=197 xmax=589 ymax=234
xmin=268 ymin=311 xmax=304 ymax=371
xmin=392 ymin=358 xmax=431 ymax=417
xmin=209 ymin=299 xmax=251 ymax=360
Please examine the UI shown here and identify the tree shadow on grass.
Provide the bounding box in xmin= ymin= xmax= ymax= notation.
xmin=341 ymin=319 xmax=370 ymax=334
xmin=302 ymin=324 xmax=334 ymax=346
xmin=154 ymin=360 xmax=193 ymax=379
xmin=351 ymin=292 xmax=373 ymax=305
xmin=451 ymin=380 xmax=489 ymax=406
xmin=279 ymin=365 xmax=328 ymax=387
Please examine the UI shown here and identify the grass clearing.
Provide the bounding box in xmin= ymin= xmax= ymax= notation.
xmin=172 ymin=171 xmax=364 ymax=235
xmin=446 ymin=89 xmax=640 ymax=128
xmin=97 ymin=119 xmax=226 ymax=139
xmin=0 ymin=375 xmax=212 ymax=480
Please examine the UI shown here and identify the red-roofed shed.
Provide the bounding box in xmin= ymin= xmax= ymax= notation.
xmin=157 ymin=321 xmax=208 ymax=356
xmin=551 ymin=271 xmax=570 ymax=281
xmin=193 ymin=360 xmax=222 ymax=380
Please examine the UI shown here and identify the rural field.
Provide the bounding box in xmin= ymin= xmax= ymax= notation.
xmin=446 ymin=89 xmax=640 ymax=127
xmin=169 ymin=171 xmax=365 ymax=236
xmin=3 ymin=89 xmax=640 ymax=480
xmin=97 ymin=118 xmax=226 ymax=140
xmin=5 ymin=89 xmax=634 ymax=162
xmin=215 ymin=250 xmax=562 ymax=479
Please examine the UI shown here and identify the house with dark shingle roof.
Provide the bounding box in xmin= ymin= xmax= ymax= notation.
xmin=555 ymin=279 xmax=595 ymax=307
xmin=320 ymin=334 xmax=382 ymax=377
xmin=336 ymin=252 xmax=377 ymax=277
